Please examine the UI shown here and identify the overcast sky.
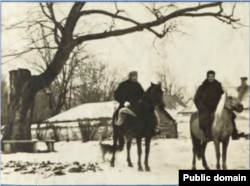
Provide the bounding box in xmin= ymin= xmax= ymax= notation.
xmin=1 ymin=2 xmax=249 ymax=98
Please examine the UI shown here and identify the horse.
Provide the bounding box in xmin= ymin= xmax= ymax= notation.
xmin=107 ymin=82 xmax=165 ymax=171
xmin=190 ymin=88 xmax=244 ymax=170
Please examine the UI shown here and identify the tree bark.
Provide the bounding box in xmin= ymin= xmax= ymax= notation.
xmin=2 ymin=40 xmax=75 ymax=153
xmin=2 ymin=69 xmax=35 ymax=152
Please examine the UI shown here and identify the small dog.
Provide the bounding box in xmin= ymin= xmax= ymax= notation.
xmin=99 ymin=138 xmax=114 ymax=162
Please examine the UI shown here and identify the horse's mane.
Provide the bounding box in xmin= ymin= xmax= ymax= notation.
xmin=214 ymin=93 xmax=226 ymax=118
xmin=140 ymin=84 xmax=154 ymax=101
xmin=214 ymin=87 xmax=238 ymax=118
xmin=137 ymin=84 xmax=157 ymax=112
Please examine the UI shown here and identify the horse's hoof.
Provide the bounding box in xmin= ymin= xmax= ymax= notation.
xmin=191 ymin=166 xmax=196 ymax=170
xmin=205 ymin=166 xmax=210 ymax=170
xmin=216 ymin=164 xmax=221 ymax=170
xmin=110 ymin=163 xmax=114 ymax=167
xmin=128 ymin=163 xmax=133 ymax=167
xmin=222 ymin=165 xmax=227 ymax=170
xmin=138 ymin=167 xmax=143 ymax=172
xmin=145 ymin=166 xmax=151 ymax=172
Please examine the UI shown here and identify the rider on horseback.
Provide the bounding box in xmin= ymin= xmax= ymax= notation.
xmin=194 ymin=70 xmax=244 ymax=142
xmin=113 ymin=71 xmax=160 ymax=135
xmin=114 ymin=71 xmax=144 ymax=112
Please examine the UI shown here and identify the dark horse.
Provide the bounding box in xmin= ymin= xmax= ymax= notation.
xmin=109 ymin=82 xmax=165 ymax=171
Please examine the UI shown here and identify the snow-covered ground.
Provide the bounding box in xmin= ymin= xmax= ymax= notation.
xmin=1 ymin=117 xmax=249 ymax=185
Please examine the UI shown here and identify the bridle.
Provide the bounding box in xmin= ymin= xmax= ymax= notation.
xmin=224 ymin=93 xmax=242 ymax=112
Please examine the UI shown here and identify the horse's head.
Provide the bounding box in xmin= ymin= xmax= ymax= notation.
xmin=147 ymin=82 xmax=165 ymax=109
xmin=224 ymin=88 xmax=244 ymax=113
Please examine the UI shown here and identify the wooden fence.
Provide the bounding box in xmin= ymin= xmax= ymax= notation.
xmin=32 ymin=117 xmax=178 ymax=142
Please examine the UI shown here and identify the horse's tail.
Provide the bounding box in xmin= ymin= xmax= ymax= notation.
xmin=102 ymin=112 xmax=124 ymax=152
xmin=113 ymin=115 xmax=125 ymax=151
xmin=117 ymin=135 xmax=125 ymax=151
xmin=190 ymin=113 xmax=202 ymax=160
xmin=191 ymin=134 xmax=202 ymax=160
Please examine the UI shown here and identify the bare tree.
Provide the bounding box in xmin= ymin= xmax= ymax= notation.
xmin=73 ymin=62 xmax=120 ymax=104
xmin=29 ymin=26 xmax=92 ymax=116
xmin=157 ymin=63 xmax=187 ymax=101
xmin=1 ymin=2 xmax=242 ymax=151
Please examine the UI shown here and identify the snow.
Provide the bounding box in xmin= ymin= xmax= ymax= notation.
xmin=1 ymin=117 xmax=249 ymax=185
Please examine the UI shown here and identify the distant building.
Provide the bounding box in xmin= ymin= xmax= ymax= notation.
xmin=31 ymin=99 xmax=181 ymax=141
xmin=162 ymin=94 xmax=187 ymax=118
xmin=177 ymin=99 xmax=197 ymax=116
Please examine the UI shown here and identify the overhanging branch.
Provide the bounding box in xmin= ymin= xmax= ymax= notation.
xmin=80 ymin=9 xmax=167 ymax=37
xmin=76 ymin=2 xmax=239 ymax=44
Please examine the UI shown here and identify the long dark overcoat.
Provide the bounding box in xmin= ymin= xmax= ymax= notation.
xmin=114 ymin=79 xmax=145 ymax=110
xmin=194 ymin=79 xmax=224 ymax=129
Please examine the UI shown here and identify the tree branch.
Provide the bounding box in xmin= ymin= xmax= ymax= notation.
xmin=80 ymin=9 xmax=167 ymax=37
xmin=63 ymin=2 xmax=86 ymax=38
xmin=2 ymin=46 xmax=57 ymax=59
xmin=39 ymin=3 xmax=64 ymax=45
xmin=76 ymin=2 xmax=238 ymax=44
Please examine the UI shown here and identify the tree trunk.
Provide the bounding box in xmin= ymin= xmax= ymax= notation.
xmin=2 ymin=69 xmax=35 ymax=152
xmin=1 ymin=41 xmax=75 ymax=153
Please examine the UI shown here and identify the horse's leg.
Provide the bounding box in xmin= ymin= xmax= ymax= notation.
xmin=110 ymin=129 xmax=117 ymax=167
xmin=201 ymin=142 xmax=210 ymax=170
xmin=144 ymin=137 xmax=151 ymax=172
xmin=192 ymin=148 xmax=196 ymax=170
xmin=214 ymin=140 xmax=221 ymax=170
xmin=190 ymin=126 xmax=200 ymax=170
xmin=191 ymin=134 xmax=197 ymax=170
xmin=222 ymin=137 xmax=230 ymax=170
xmin=136 ymin=137 xmax=143 ymax=171
xmin=127 ymin=139 xmax=133 ymax=167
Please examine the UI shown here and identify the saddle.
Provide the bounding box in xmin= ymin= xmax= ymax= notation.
xmin=115 ymin=107 xmax=137 ymax=126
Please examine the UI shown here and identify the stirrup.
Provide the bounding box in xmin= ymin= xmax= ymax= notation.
xmin=119 ymin=107 xmax=136 ymax=117
xmin=115 ymin=116 xmax=125 ymax=126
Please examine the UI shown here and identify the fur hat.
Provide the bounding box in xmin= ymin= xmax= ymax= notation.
xmin=128 ymin=71 xmax=138 ymax=79
xmin=207 ymin=70 xmax=215 ymax=76
xmin=241 ymin=77 xmax=248 ymax=81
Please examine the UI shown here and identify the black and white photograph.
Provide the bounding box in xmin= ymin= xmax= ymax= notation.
xmin=1 ymin=1 xmax=249 ymax=185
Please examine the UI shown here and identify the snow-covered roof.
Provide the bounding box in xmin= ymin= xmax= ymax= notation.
xmin=163 ymin=94 xmax=186 ymax=112
xmin=31 ymin=101 xmax=119 ymax=128
xmin=47 ymin=101 xmax=119 ymax=122
xmin=178 ymin=99 xmax=197 ymax=114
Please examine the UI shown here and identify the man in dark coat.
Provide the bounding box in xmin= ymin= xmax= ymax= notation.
xmin=194 ymin=70 xmax=243 ymax=141
xmin=114 ymin=71 xmax=145 ymax=112
xmin=113 ymin=71 xmax=160 ymax=135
